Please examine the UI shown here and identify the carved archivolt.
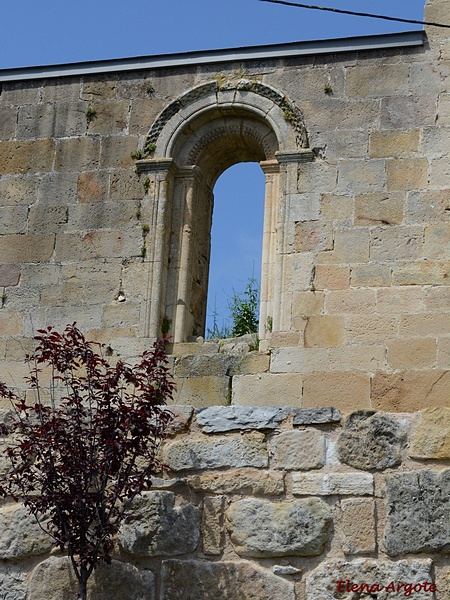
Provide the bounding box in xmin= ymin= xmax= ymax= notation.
xmin=145 ymin=79 xmax=309 ymax=162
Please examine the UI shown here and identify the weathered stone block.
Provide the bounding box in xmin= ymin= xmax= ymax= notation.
xmin=0 ymin=140 xmax=54 ymax=175
xmin=0 ymin=234 xmax=55 ymax=264
xmin=161 ymin=560 xmax=295 ymax=600
xmin=55 ymin=137 xmax=100 ymax=172
xmin=293 ymin=406 xmax=341 ymax=425
xmin=387 ymin=338 xmax=437 ymax=369
xmin=0 ymin=563 xmax=27 ymax=600
xmin=99 ymin=135 xmax=138 ymax=168
xmin=239 ymin=351 xmax=270 ymax=374
xmin=392 ymin=260 xmax=450 ymax=286
xmin=370 ymin=226 xmax=423 ymax=261
xmin=386 ymin=158 xmax=428 ymax=190
xmin=345 ymin=314 xmax=398 ymax=342
xmin=346 ymin=63 xmax=410 ymax=98
xmin=337 ymin=411 xmax=406 ymax=471
xmin=27 ymin=556 xmax=155 ymax=600
xmin=175 ymin=353 xmax=240 ymax=377
xmin=337 ymin=159 xmax=386 ymax=194
xmin=385 ymin=469 xmax=450 ymax=556
xmin=292 ymin=472 xmax=373 ymax=496
xmin=307 ymin=559 xmax=434 ymax=600
xmin=376 ymin=286 xmax=425 ymax=313
xmin=295 ymin=221 xmax=332 ymax=252
xmin=303 ymin=372 xmax=371 ymax=413
xmin=341 ymin=498 xmax=376 ymax=555
xmin=400 ymin=313 xmax=450 ymax=337
xmin=226 ymin=497 xmax=331 ymax=557
xmin=188 ymin=469 xmax=284 ymax=495
xmin=424 ymin=222 xmax=450 ymax=259
xmin=77 ymin=171 xmax=109 ymax=203
xmin=28 ymin=205 xmax=68 ymax=234
xmin=351 ymin=264 xmax=392 ymax=286
xmin=172 ymin=375 xmax=230 ymax=407
xmin=202 ymin=495 xmax=224 ymax=555
xmin=0 ymin=264 xmax=21 ymax=286
xmin=118 ymin=491 xmax=199 ymax=556
xmin=369 ymin=129 xmax=420 ymax=158
xmin=17 ymin=102 xmax=86 ymax=138
xmin=314 ymin=265 xmax=349 ymax=290
xmin=0 ymin=311 xmax=23 ymax=337
xmin=88 ymin=101 xmax=130 ymax=135
xmin=320 ymin=193 xmax=353 ymax=221
xmin=372 ymin=370 xmax=450 ymax=412
xmin=0 ymin=174 xmax=38 ymax=205
xmin=324 ymin=289 xmax=376 ymax=314
xmin=0 ymin=503 xmax=52 ymax=559
xmin=269 ymin=429 xmax=326 ymax=470
xmin=196 ymin=406 xmax=289 ymax=432
xmin=319 ymin=228 xmax=371 ymax=265
xmin=406 ymin=189 xmax=450 ymax=224
xmin=269 ymin=347 xmax=326 ymax=374
xmin=165 ymin=405 xmax=194 ymax=436
xmin=0 ymin=206 xmax=28 ymax=234
xmin=162 ymin=433 xmax=268 ymax=471
xmin=304 ymin=315 xmax=344 ymax=348
xmin=232 ymin=373 xmax=302 ymax=407
xmin=410 ymin=407 xmax=450 ymax=459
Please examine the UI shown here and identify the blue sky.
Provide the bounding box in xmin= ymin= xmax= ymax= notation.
xmin=0 ymin=1 xmax=426 ymax=335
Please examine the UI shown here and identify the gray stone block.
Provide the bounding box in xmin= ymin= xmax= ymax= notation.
xmin=337 ymin=411 xmax=406 ymax=471
xmin=175 ymin=353 xmax=241 ymax=377
xmin=161 ymin=560 xmax=295 ymax=600
xmin=269 ymin=429 xmax=326 ymax=470
xmin=0 ymin=563 xmax=27 ymax=600
xmin=292 ymin=473 xmax=373 ymax=496
xmin=384 ymin=469 xmax=450 ymax=556
xmin=196 ymin=406 xmax=289 ymax=432
xmin=0 ymin=503 xmax=52 ymax=559
xmin=293 ymin=407 xmax=341 ymax=425
xmin=227 ymin=497 xmax=331 ymax=557
xmin=118 ymin=491 xmax=199 ymax=556
xmin=162 ymin=433 xmax=268 ymax=471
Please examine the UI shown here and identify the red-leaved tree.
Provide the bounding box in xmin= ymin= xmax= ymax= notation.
xmin=0 ymin=324 xmax=174 ymax=600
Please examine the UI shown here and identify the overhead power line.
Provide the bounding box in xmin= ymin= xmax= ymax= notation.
xmin=258 ymin=0 xmax=450 ymax=29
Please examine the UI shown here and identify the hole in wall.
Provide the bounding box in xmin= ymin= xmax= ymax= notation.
xmin=206 ymin=162 xmax=265 ymax=338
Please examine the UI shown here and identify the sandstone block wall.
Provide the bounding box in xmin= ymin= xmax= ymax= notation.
xmin=0 ymin=12 xmax=448 ymax=410
xmin=2 ymin=405 xmax=450 ymax=599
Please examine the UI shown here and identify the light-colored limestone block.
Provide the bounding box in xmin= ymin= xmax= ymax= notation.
xmin=341 ymin=498 xmax=376 ymax=554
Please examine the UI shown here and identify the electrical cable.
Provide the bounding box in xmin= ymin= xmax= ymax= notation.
xmin=258 ymin=0 xmax=450 ymax=29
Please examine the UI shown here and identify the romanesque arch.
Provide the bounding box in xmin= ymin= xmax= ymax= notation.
xmin=136 ymin=80 xmax=314 ymax=342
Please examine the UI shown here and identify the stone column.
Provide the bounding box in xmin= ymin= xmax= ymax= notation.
xmin=136 ymin=158 xmax=176 ymax=339
xmin=259 ymin=159 xmax=280 ymax=339
xmin=164 ymin=165 xmax=211 ymax=342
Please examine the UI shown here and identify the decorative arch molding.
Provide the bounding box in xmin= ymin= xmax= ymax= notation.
xmin=145 ymin=80 xmax=309 ymax=155
xmin=136 ymin=81 xmax=314 ymax=342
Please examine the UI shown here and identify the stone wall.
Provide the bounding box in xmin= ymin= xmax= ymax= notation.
xmin=0 ymin=0 xmax=450 ymax=597
xmin=3 ymin=405 xmax=450 ymax=599
xmin=0 ymin=0 xmax=448 ymax=413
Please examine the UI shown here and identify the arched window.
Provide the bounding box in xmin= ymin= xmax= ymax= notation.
xmin=136 ymin=81 xmax=313 ymax=342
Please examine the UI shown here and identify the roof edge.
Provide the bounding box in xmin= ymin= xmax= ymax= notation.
xmin=0 ymin=31 xmax=424 ymax=82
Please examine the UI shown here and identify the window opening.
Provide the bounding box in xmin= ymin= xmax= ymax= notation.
xmin=206 ymin=162 xmax=266 ymax=338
